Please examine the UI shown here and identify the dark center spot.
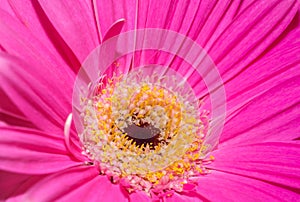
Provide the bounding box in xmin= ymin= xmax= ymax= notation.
xmin=122 ymin=119 xmax=163 ymax=150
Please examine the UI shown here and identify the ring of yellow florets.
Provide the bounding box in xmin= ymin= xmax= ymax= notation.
xmin=80 ymin=72 xmax=212 ymax=196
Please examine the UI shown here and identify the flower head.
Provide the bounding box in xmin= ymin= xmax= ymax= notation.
xmin=0 ymin=0 xmax=300 ymax=201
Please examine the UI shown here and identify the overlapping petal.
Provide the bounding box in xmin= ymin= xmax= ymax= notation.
xmin=0 ymin=53 xmax=72 ymax=134
xmin=220 ymin=73 xmax=300 ymax=146
xmin=0 ymin=88 xmax=34 ymax=128
xmin=209 ymin=0 xmax=299 ymax=77
xmin=0 ymin=7 xmax=76 ymax=77
xmin=18 ymin=166 xmax=128 ymax=202
xmin=5 ymin=0 xmax=83 ymax=72
xmin=190 ymin=0 xmax=299 ymax=98
xmin=194 ymin=142 xmax=300 ymax=201
xmin=0 ymin=171 xmax=44 ymax=201
xmin=174 ymin=139 xmax=300 ymax=202
xmin=209 ymin=142 xmax=300 ymax=189
xmin=196 ymin=170 xmax=300 ymax=202
xmin=0 ymin=125 xmax=81 ymax=174
xmin=37 ymin=0 xmax=99 ymax=64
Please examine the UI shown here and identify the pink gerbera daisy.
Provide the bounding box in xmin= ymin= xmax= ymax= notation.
xmin=1 ymin=0 xmax=300 ymax=201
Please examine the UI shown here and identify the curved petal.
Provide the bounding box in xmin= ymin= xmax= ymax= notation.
xmin=59 ymin=175 xmax=129 ymax=202
xmin=196 ymin=170 xmax=300 ymax=202
xmin=0 ymin=53 xmax=72 ymax=134
xmin=4 ymin=0 xmax=82 ymax=72
xmin=209 ymin=142 xmax=300 ymax=190
xmin=0 ymin=171 xmax=31 ymax=200
xmin=0 ymin=9 xmax=75 ymax=132
xmin=0 ymin=7 xmax=76 ymax=81
xmin=19 ymin=166 xmax=128 ymax=202
xmin=102 ymin=18 xmax=126 ymax=42
xmin=0 ymin=125 xmax=82 ymax=174
xmin=37 ymin=0 xmax=99 ymax=63
xmin=95 ymin=0 xmax=135 ymax=36
xmin=0 ymin=171 xmax=44 ymax=201
xmin=0 ymin=88 xmax=34 ymax=128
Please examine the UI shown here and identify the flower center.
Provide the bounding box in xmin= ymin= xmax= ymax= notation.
xmin=79 ymin=68 xmax=213 ymax=196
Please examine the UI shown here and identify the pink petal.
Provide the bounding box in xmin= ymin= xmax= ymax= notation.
xmin=196 ymin=171 xmax=300 ymax=202
xmin=20 ymin=166 xmax=128 ymax=201
xmin=149 ymin=0 xmax=240 ymax=45
xmin=224 ymin=23 xmax=300 ymax=109
xmin=0 ymin=171 xmax=44 ymax=201
xmin=95 ymin=0 xmax=135 ymax=36
xmin=129 ymin=191 xmax=151 ymax=202
xmin=37 ymin=0 xmax=99 ymax=63
xmin=0 ymin=53 xmax=72 ymax=135
xmin=0 ymin=0 xmax=15 ymax=17
xmin=60 ymin=175 xmax=128 ymax=202
xmin=194 ymin=1 xmax=242 ymax=46
xmin=95 ymin=0 xmax=241 ymax=44
xmin=220 ymin=73 xmax=300 ymax=145
xmin=0 ymin=125 xmax=82 ymax=174
xmin=0 ymin=8 xmax=76 ymax=81
xmin=6 ymin=0 xmax=81 ymax=72
xmin=102 ymin=18 xmax=126 ymax=42
xmin=0 ymin=121 xmax=7 ymax=127
xmin=215 ymin=20 xmax=300 ymax=145
xmin=194 ymin=0 xmax=299 ymax=99
xmin=209 ymin=142 xmax=300 ymax=190
xmin=0 ymin=88 xmax=34 ymax=128
xmin=166 ymin=192 xmax=203 ymax=202
xmin=209 ymin=0 xmax=299 ymax=77
xmin=0 ymin=171 xmax=31 ymax=199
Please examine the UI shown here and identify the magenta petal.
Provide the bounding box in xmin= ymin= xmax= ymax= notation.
xmin=193 ymin=2 xmax=299 ymax=97
xmin=209 ymin=142 xmax=300 ymax=190
xmin=196 ymin=170 xmax=300 ymax=202
xmin=22 ymin=166 xmax=127 ymax=201
xmin=0 ymin=53 xmax=72 ymax=134
xmin=220 ymin=74 xmax=300 ymax=145
xmin=37 ymin=0 xmax=98 ymax=63
xmin=102 ymin=18 xmax=126 ymax=42
xmin=129 ymin=191 xmax=151 ymax=202
xmin=195 ymin=1 xmax=241 ymax=46
xmin=0 ymin=171 xmax=32 ymax=200
xmin=95 ymin=0 xmax=240 ymax=44
xmin=0 ymin=125 xmax=81 ymax=174
xmin=60 ymin=175 xmax=128 ymax=202
xmin=6 ymin=0 xmax=81 ymax=71
xmin=166 ymin=193 xmax=201 ymax=202
xmin=0 ymin=8 xmax=76 ymax=80
xmin=216 ymin=22 xmax=300 ymax=145
xmin=224 ymin=25 xmax=300 ymax=109
xmin=0 ymin=171 xmax=44 ymax=201
xmin=0 ymin=88 xmax=34 ymax=128
xmin=209 ymin=0 xmax=299 ymax=77
xmin=96 ymin=0 xmax=135 ymax=36
xmin=0 ymin=0 xmax=16 ymax=17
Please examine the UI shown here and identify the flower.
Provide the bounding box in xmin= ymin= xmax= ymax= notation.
xmin=1 ymin=0 xmax=300 ymax=201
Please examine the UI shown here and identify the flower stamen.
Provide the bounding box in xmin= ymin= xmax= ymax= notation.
xmin=79 ymin=69 xmax=212 ymax=196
